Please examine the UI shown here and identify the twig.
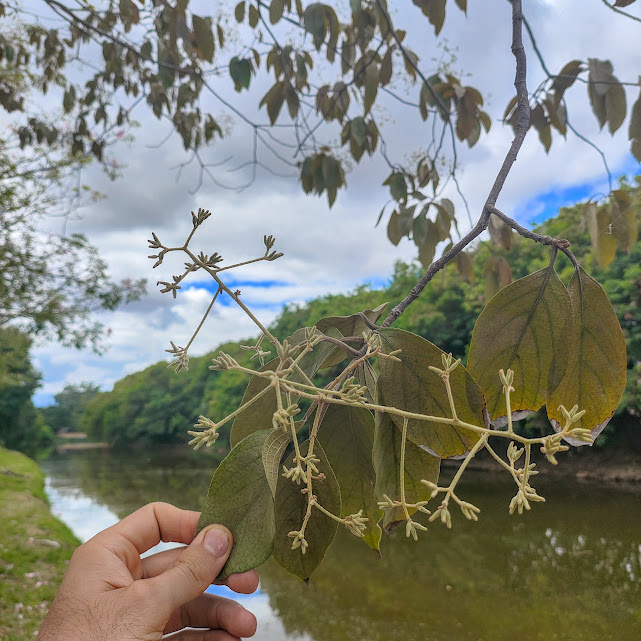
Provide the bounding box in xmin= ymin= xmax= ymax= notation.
xmin=382 ymin=0 xmax=530 ymax=328
xmin=600 ymin=0 xmax=641 ymax=23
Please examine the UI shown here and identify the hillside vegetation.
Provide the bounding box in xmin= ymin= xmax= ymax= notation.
xmin=81 ymin=191 xmax=641 ymax=451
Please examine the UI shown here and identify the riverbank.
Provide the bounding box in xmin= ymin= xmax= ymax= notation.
xmin=441 ymin=442 xmax=641 ymax=489
xmin=0 ymin=447 xmax=80 ymax=640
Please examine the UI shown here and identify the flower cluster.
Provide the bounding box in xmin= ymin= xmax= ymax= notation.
xmin=166 ymin=342 xmax=189 ymax=373
xmin=188 ymin=415 xmax=220 ymax=450
xmin=209 ymin=352 xmax=240 ymax=371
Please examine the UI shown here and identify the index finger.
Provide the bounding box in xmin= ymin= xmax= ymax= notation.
xmin=105 ymin=502 xmax=200 ymax=554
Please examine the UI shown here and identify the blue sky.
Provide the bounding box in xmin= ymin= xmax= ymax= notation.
xmin=519 ymin=154 xmax=640 ymax=226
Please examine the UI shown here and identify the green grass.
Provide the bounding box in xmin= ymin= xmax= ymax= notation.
xmin=0 ymin=447 xmax=80 ymax=640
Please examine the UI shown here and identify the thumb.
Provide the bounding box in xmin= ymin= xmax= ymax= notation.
xmin=146 ymin=525 xmax=232 ymax=616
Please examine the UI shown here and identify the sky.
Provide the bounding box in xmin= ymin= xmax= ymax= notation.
xmin=29 ymin=0 xmax=641 ymax=406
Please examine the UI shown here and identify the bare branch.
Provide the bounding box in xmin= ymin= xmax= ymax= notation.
xmin=383 ymin=0 xmax=530 ymax=328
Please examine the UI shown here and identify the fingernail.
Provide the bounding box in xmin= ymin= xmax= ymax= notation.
xmin=204 ymin=527 xmax=230 ymax=557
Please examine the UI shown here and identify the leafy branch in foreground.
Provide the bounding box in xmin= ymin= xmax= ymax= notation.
xmin=148 ymin=0 xmax=628 ymax=583
xmin=149 ymin=206 xmax=626 ymax=581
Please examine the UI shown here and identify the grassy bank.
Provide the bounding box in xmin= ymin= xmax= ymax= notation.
xmin=0 ymin=447 xmax=79 ymax=641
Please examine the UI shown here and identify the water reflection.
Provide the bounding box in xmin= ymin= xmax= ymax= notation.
xmin=41 ymin=448 xmax=641 ymax=641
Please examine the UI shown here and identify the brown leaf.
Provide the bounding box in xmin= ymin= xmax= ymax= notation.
xmin=584 ymin=202 xmax=617 ymax=268
xmin=468 ymin=267 xmax=572 ymax=422
xmin=378 ymin=328 xmax=486 ymax=458
xmin=610 ymin=189 xmax=638 ymax=253
xmin=551 ymin=60 xmax=583 ymax=96
xmin=548 ymin=268 xmax=627 ymax=444
xmin=380 ymin=47 xmax=393 ymax=86
xmin=605 ymin=82 xmax=626 ymax=134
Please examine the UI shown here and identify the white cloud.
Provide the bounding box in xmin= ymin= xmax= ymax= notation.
xmin=32 ymin=0 xmax=641 ymax=404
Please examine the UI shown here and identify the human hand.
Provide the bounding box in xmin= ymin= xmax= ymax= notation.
xmin=37 ymin=502 xmax=258 ymax=641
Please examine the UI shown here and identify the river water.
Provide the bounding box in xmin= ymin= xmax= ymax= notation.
xmin=41 ymin=446 xmax=641 ymax=641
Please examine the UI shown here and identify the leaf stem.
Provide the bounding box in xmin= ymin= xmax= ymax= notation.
xmin=185 ymin=286 xmax=222 ymax=350
xmin=399 ymin=417 xmax=411 ymax=522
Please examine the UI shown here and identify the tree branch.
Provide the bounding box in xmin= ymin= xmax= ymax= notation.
xmin=487 ymin=206 xmax=579 ymax=270
xmin=600 ymin=0 xmax=641 ymax=23
xmin=382 ymin=0 xmax=530 ymax=328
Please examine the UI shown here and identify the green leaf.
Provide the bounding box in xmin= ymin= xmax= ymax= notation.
xmin=588 ymin=58 xmax=615 ymax=129
xmin=588 ymin=82 xmax=607 ymax=129
xmin=364 ymin=63 xmax=379 ymax=115
xmin=551 ymin=60 xmax=583 ymax=96
xmin=63 ymin=86 xmax=76 ymax=113
xmin=416 ymin=221 xmax=438 ymax=269
xmin=547 ymin=267 xmax=627 ymax=443
xmin=585 ymin=202 xmax=617 ymax=268
xmin=467 ymin=267 xmax=572 ymax=423
xmin=614 ymin=0 xmax=637 ymax=7
xmin=322 ymin=155 xmax=340 ymax=194
xmin=412 ymin=212 xmax=429 ymax=246
xmin=378 ymin=328 xmax=486 ymax=458
xmin=315 ymin=302 xmax=388 ymax=368
xmin=262 ymin=429 xmax=293 ymax=498
xmin=287 ymin=325 xmax=341 ymax=374
xmin=285 ymin=83 xmax=300 ymax=119
xmin=325 ymin=6 xmax=340 ymax=63
xmin=351 ymin=116 xmax=367 ymax=147
xmin=413 ymin=0 xmax=447 ymax=35
xmin=269 ymin=0 xmax=285 ymax=24
xmin=629 ymin=83 xmax=641 ymax=141
xmin=229 ymin=57 xmax=252 ymax=91
xmin=380 ymin=47 xmax=393 ymax=86
xmin=546 ymin=98 xmax=567 ymax=136
xmin=140 ymin=40 xmax=153 ymax=61
xmin=373 ymin=406 xmax=440 ymax=531
xmin=606 ymin=82 xmax=626 ymax=134
xmin=198 ymin=430 xmax=275 ymax=578
xmin=385 ymin=171 xmax=407 ymax=203
xmin=260 ymin=81 xmax=286 ymax=124
xmin=234 ymin=1 xmax=246 ymax=22
xmin=454 ymin=0 xmax=467 ymax=12
xmin=230 ymin=360 xmax=278 ymax=447
xmin=303 ymin=3 xmax=327 ymax=49
xmin=318 ymin=404 xmax=382 ymax=551
xmin=539 ymin=124 xmax=552 ymax=153
xmin=273 ymin=441 xmax=340 ymax=580
xmin=262 ymin=422 xmax=304 ymax=498
xmin=387 ymin=211 xmax=402 ymax=245
xmin=192 ymin=15 xmax=215 ymax=62
xmin=435 ymin=206 xmax=451 ymax=241
xmin=248 ymin=4 xmax=259 ymax=28
xmin=355 ymin=361 xmax=377 ymax=403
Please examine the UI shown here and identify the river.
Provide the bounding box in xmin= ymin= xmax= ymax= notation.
xmin=41 ymin=446 xmax=641 ymax=641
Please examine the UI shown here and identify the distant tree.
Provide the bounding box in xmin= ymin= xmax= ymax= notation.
xmin=0 ymin=327 xmax=53 ymax=454
xmin=1 ymin=182 xmax=146 ymax=350
xmin=40 ymin=382 xmax=101 ymax=432
xmin=0 ymin=39 xmax=145 ymax=350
